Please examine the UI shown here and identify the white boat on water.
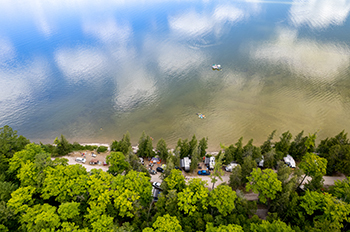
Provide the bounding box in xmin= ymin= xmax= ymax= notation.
xmin=212 ymin=64 xmax=222 ymax=70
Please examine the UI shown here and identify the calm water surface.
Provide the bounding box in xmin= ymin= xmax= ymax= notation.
xmin=1 ymin=0 xmax=350 ymax=149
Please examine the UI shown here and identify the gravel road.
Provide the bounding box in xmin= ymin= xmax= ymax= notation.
xmin=54 ymin=156 xmax=346 ymax=193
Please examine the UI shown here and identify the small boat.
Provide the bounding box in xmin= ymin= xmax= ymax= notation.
xmin=212 ymin=64 xmax=222 ymax=71
xmin=196 ymin=113 xmax=206 ymax=119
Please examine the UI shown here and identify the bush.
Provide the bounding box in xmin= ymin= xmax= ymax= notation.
xmin=83 ymin=145 xmax=98 ymax=151
xmin=72 ymin=142 xmax=84 ymax=151
xmin=97 ymin=146 xmax=108 ymax=153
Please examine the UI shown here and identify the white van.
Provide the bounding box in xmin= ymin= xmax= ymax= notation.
xmin=75 ymin=157 xmax=86 ymax=163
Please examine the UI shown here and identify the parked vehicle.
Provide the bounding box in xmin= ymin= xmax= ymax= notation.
xmin=198 ymin=170 xmax=210 ymax=175
xmin=152 ymin=182 xmax=162 ymax=189
xmin=89 ymin=159 xmax=99 ymax=165
xmin=92 ymin=153 xmax=97 ymax=157
xmin=156 ymin=167 xmax=164 ymax=173
xmin=283 ymin=154 xmax=296 ymax=168
xmin=225 ymin=162 xmax=239 ymax=172
xmin=258 ymin=156 xmax=264 ymax=168
xmin=75 ymin=158 xmax=86 ymax=163
xmin=139 ymin=157 xmax=144 ymax=165
xmin=204 ymin=156 xmax=215 ymax=170
xmin=149 ymin=170 xmax=157 ymax=175
xmin=180 ymin=157 xmax=191 ymax=172
xmin=103 ymin=161 xmax=108 ymax=166
xmin=152 ymin=187 xmax=161 ymax=202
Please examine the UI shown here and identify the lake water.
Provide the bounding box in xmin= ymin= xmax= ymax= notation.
xmin=1 ymin=0 xmax=350 ymax=150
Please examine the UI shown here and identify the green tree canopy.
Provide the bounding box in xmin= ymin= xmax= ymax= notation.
xmin=210 ymin=152 xmax=224 ymax=189
xmin=246 ymin=168 xmax=282 ymax=205
xmin=156 ymin=138 xmax=168 ymax=161
xmin=298 ymin=152 xmax=327 ymax=190
xmin=260 ymin=130 xmax=276 ymax=155
xmin=137 ymin=132 xmax=155 ymax=158
xmin=209 ymin=184 xmax=237 ymax=216
xmin=198 ymin=137 xmax=208 ymax=158
xmin=41 ymin=164 xmax=88 ymax=203
xmin=106 ymin=151 xmax=131 ymax=175
xmin=164 ymin=169 xmax=186 ymax=192
xmin=20 ymin=203 xmax=60 ymax=232
xmin=177 ymin=178 xmax=208 ymax=215
xmin=206 ymin=222 xmax=243 ymax=232
xmin=8 ymin=143 xmax=44 ymax=175
xmin=331 ymin=177 xmax=350 ymax=203
xmin=300 ymin=190 xmax=350 ymax=231
xmin=58 ymin=202 xmax=80 ymax=221
xmin=250 ymin=219 xmax=295 ymax=232
xmin=54 ymin=134 xmax=72 ymax=156
xmin=229 ymin=164 xmax=242 ymax=190
xmin=274 ymin=131 xmax=292 ymax=156
xmin=0 ymin=125 xmax=29 ymax=159
xmin=143 ymin=214 xmax=183 ymax=232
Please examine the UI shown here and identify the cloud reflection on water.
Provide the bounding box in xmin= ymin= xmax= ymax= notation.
xmin=169 ymin=3 xmax=259 ymax=39
xmin=81 ymin=17 xmax=157 ymax=111
xmin=251 ymin=28 xmax=350 ymax=80
xmin=54 ymin=47 xmax=109 ymax=84
xmin=289 ymin=0 xmax=350 ymax=29
xmin=0 ymin=38 xmax=15 ymax=65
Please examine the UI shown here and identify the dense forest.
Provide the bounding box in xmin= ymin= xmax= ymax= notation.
xmin=0 ymin=126 xmax=349 ymax=232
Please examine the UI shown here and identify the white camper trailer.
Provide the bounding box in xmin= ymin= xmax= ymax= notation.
xmin=180 ymin=157 xmax=191 ymax=172
xmin=258 ymin=156 xmax=264 ymax=168
xmin=204 ymin=156 xmax=216 ymax=170
xmin=209 ymin=157 xmax=215 ymax=170
xmin=225 ymin=162 xmax=239 ymax=172
xmin=283 ymin=154 xmax=296 ymax=168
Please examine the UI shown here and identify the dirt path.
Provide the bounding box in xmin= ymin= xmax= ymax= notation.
xmin=300 ymin=174 xmax=346 ymax=188
xmin=53 ymin=155 xmax=346 ymax=192
xmin=52 ymin=152 xmax=109 ymax=172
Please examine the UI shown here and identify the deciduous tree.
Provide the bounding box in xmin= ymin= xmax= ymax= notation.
xmin=8 ymin=143 xmax=44 ymax=175
xmin=143 ymin=214 xmax=182 ymax=232
xmin=300 ymin=190 xmax=350 ymax=231
xmin=209 ymin=185 xmax=237 ymax=216
xmin=20 ymin=203 xmax=60 ymax=232
xmin=41 ymin=165 xmax=88 ymax=203
xmin=7 ymin=186 xmax=36 ymax=214
xmin=210 ymin=152 xmax=224 ymax=189
xmin=246 ymin=168 xmax=282 ymax=206
xmin=177 ymin=178 xmax=208 ymax=215
xmin=164 ymin=169 xmax=186 ymax=193
xmin=206 ymin=222 xmax=243 ymax=232
xmin=298 ymin=152 xmax=327 ymax=190
xmin=331 ymin=177 xmax=350 ymax=203
xmin=106 ymin=152 xmax=131 ymax=175
xmin=0 ymin=125 xmax=29 ymax=159
xmin=250 ymin=219 xmax=294 ymax=232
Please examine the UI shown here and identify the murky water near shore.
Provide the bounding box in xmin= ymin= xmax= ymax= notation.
xmin=1 ymin=0 xmax=350 ymax=149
